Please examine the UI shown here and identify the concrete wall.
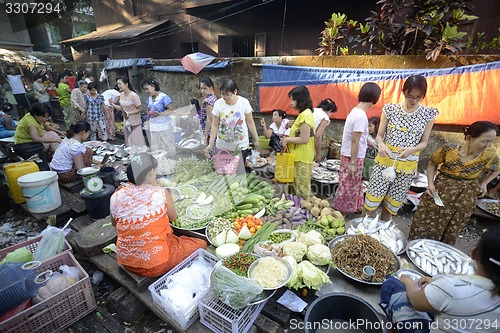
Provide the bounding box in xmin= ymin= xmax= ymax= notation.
xmin=53 ymin=54 xmax=500 ymax=169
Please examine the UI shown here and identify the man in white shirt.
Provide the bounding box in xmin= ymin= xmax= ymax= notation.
xmin=1 ymin=64 xmax=30 ymax=118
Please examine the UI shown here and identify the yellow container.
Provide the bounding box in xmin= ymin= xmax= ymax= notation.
xmin=4 ymin=162 xmax=39 ymax=204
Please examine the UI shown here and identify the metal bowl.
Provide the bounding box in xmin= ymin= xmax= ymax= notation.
xmin=185 ymin=204 xmax=213 ymax=220
xmin=328 ymin=234 xmax=401 ymax=286
xmin=395 ymin=269 xmax=424 ymax=284
xmin=176 ymin=184 xmax=197 ymax=199
xmin=77 ymin=166 xmax=100 ymax=176
xmin=247 ymin=257 xmax=293 ymax=290
xmin=164 ymin=187 xmax=181 ymax=202
xmin=210 ymin=259 xmax=276 ymax=306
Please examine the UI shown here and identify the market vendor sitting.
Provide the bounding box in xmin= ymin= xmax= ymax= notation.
xmin=110 ymin=153 xmax=207 ymax=277
xmin=0 ymin=102 xmax=16 ymax=138
xmin=49 ymin=120 xmax=95 ymax=183
xmin=380 ymin=226 xmax=500 ymax=333
xmin=13 ymin=102 xmax=64 ymax=170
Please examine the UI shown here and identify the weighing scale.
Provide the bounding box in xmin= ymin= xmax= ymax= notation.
xmin=77 ymin=167 xmax=104 ymax=195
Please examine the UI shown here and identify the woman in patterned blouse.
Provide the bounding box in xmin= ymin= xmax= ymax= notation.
xmin=409 ymin=121 xmax=500 ymax=244
xmin=364 ymin=75 xmax=438 ymax=222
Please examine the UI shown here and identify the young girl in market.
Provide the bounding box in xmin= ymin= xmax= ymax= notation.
xmin=313 ymin=98 xmax=337 ymax=162
xmin=363 ymin=116 xmax=380 ymax=180
xmin=281 ymin=85 xmax=315 ymax=199
xmin=204 ymin=77 xmax=259 ymax=167
xmin=110 ymin=153 xmax=207 ymax=277
xmin=333 ymin=83 xmax=381 ymax=214
xmin=409 ymin=121 xmax=500 ymax=244
xmin=260 ymin=109 xmax=289 ymax=152
xmin=364 ymin=75 xmax=439 ymax=222
xmin=49 ymin=120 xmax=95 ymax=183
xmin=83 ymin=82 xmax=107 ymax=141
xmin=199 ymin=77 xmax=218 ymax=143
xmin=381 ymin=226 xmax=500 ymax=333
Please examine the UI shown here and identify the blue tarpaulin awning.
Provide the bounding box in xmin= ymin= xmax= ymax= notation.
xmin=104 ymin=58 xmax=154 ymax=70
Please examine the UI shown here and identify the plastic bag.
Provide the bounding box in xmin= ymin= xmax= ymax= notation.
xmin=381 ymin=157 xmax=398 ymax=182
xmin=33 ymin=265 xmax=79 ymax=303
xmin=212 ymin=265 xmax=263 ymax=309
xmin=33 ymin=225 xmax=70 ymax=262
xmin=275 ymin=146 xmax=294 ymax=183
xmin=249 ymin=149 xmax=260 ymax=165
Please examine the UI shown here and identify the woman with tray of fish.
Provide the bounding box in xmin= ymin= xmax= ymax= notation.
xmin=381 ymin=226 xmax=500 ymax=332
xmin=409 ymin=121 xmax=500 ymax=245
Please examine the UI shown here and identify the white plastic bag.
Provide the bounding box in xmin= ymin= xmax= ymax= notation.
xmin=33 ymin=265 xmax=80 ymax=303
xmin=33 ymin=221 xmax=72 ymax=262
xmin=249 ymin=149 xmax=260 ymax=165
xmin=381 ymin=157 xmax=398 ymax=182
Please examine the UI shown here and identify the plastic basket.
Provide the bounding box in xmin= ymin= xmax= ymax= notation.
xmin=0 ymin=236 xmax=72 ymax=262
xmin=199 ymin=291 xmax=267 ymax=333
xmin=148 ymin=249 xmax=218 ymax=331
xmin=213 ymin=150 xmax=240 ymax=174
xmin=0 ymin=252 xmax=96 ymax=333
xmin=258 ymin=136 xmax=270 ymax=150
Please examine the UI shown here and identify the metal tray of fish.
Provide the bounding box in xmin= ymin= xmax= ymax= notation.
xmin=312 ymin=166 xmax=339 ymax=184
xmin=346 ymin=217 xmax=407 ymax=255
xmin=320 ymin=159 xmax=341 ymax=171
xmin=476 ymin=198 xmax=500 ymax=218
xmin=406 ymin=239 xmax=475 ymax=276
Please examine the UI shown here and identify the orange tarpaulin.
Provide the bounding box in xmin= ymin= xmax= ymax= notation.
xmin=258 ymin=62 xmax=500 ymax=125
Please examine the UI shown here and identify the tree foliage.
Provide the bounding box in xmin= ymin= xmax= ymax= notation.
xmin=316 ymin=0 xmax=488 ymax=60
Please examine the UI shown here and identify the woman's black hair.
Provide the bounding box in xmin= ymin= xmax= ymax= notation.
xmin=201 ymin=77 xmax=214 ymax=87
xmin=369 ymin=116 xmax=381 ymax=136
xmin=66 ymin=120 xmax=90 ymax=138
xmin=142 ymin=77 xmax=160 ymax=91
xmin=87 ymin=82 xmax=98 ymax=92
xmin=118 ymin=76 xmax=135 ymax=92
xmin=317 ymin=98 xmax=337 ymax=112
xmin=2 ymin=102 xmax=13 ymax=113
xmin=76 ymin=70 xmax=86 ymax=82
xmin=191 ymin=99 xmax=201 ymax=112
xmin=359 ymin=82 xmax=382 ymax=104
xmin=272 ymin=109 xmax=286 ymax=119
xmin=34 ymin=74 xmax=45 ymax=81
xmin=288 ymin=86 xmax=313 ymax=112
xmin=29 ymin=102 xmax=50 ymax=117
xmin=476 ymin=226 xmax=500 ymax=295
xmin=126 ymin=153 xmax=158 ymax=185
xmin=403 ymin=75 xmax=428 ymax=98
xmin=57 ymin=74 xmax=66 ymax=82
xmin=218 ymin=77 xmax=238 ymax=94
xmin=464 ymin=121 xmax=498 ymax=139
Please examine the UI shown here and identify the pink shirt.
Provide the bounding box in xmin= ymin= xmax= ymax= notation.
xmin=340 ymin=107 xmax=368 ymax=158
xmin=119 ymin=91 xmax=142 ymax=126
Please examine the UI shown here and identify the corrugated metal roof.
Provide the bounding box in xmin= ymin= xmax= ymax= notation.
xmin=61 ymin=20 xmax=170 ymax=44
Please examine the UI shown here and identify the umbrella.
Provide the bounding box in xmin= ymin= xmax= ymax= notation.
xmin=180 ymin=52 xmax=216 ymax=74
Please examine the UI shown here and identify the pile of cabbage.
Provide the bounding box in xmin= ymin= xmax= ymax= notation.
xmin=279 ymin=230 xmax=332 ymax=290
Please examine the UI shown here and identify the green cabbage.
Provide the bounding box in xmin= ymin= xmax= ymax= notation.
xmin=298 ymin=260 xmax=331 ymax=290
xmin=0 ymin=247 xmax=33 ymax=264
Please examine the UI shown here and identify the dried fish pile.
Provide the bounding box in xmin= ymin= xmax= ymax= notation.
xmin=407 ymin=240 xmax=475 ymax=276
xmin=331 ymin=234 xmax=397 ymax=282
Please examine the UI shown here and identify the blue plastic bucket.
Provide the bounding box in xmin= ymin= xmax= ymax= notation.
xmin=17 ymin=171 xmax=61 ymax=213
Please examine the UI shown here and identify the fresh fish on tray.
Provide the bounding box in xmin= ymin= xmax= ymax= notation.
xmin=346 ymin=215 xmax=406 ymax=255
xmin=406 ymin=239 xmax=475 ymax=276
